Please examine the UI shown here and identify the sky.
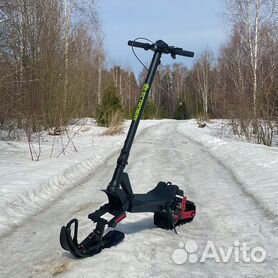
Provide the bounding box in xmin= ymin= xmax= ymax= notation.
xmin=97 ymin=0 xmax=229 ymax=76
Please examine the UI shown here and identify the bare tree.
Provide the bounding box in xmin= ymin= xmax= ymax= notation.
xmin=192 ymin=51 xmax=217 ymax=118
xmin=225 ymin=0 xmax=278 ymax=117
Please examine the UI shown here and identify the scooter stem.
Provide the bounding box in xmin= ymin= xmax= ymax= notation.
xmin=110 ymin=49 xmax=162 ymax=187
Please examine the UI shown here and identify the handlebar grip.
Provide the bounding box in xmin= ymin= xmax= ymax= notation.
xmin=174 ymin=48 xmax=194 ymax=58
xmin=128 ymin=40 xmax=151 ymax=49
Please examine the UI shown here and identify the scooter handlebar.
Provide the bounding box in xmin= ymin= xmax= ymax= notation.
xmin=128 ymin=39 xmax=194 ymax=58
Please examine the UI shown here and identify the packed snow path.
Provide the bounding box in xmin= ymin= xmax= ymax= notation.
xmin=0 ymin=122 xmax=277 ymax=278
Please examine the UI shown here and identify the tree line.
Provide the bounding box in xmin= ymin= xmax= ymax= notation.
xmin=138 ymin=0 xmax=278 ymax=145
xmin=0 ymin=0 xmax=277 ymax=147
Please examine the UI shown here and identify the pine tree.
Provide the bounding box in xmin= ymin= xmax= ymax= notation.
xmin=175 ymin=101 xmax=188 ymax=120
xmin=96 ymin=86 xmax=123 ymax=127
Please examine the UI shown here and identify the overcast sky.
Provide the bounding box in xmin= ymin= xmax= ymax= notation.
xmin=97 ymin=0 xmax=229 ymax=76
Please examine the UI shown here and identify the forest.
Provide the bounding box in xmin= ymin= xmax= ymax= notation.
xmin=0 ymin=0 xmax=277 ymax=146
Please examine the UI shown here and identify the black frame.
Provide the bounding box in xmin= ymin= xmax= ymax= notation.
xmin=103 ymin=40 xmax=194 ymax=214
xmin=109 ymin=50 xmax=162 ymax=188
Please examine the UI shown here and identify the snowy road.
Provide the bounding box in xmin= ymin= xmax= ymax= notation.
xmin=0 ymin=122 xmax=277 ymax=278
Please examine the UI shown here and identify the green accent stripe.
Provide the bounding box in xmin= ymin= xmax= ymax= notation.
xmin=133 ymin=84 xmax=149 ymax=121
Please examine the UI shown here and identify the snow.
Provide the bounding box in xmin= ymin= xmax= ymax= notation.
xmin=177 ymin=120 xmax=278 ymax=224
xmin=0 ymin=119 xmax=163 ymax=237
xmin=0 ymin=119 xmax=277 ymax=278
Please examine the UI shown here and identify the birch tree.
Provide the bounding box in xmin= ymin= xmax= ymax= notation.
xmin=193 ymin=51 xmax=214 ymax=118
xmin=225 ymin=0 xmax=278 ymax=117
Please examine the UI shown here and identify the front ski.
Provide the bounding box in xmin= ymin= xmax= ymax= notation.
xmin=60 ymin=218 xmax=125 ymax=258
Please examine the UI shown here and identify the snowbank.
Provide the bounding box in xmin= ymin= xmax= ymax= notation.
xmin=177 ymin=120 xmax=278 ymax=223
xmin=0 ymin=120 xmax=163 ymax=236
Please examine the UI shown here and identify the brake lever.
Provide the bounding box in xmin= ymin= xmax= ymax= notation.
xmin=169 ymin=46 xmax=177 ymax=59
xmin=171 ymin=53 xmax=176 ymax=59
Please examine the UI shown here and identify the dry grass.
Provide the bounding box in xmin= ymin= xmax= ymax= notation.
xmin=197 ymin=122 xmax=207 ymax=128
xmin=52 ymin=262 xmax=71 ymax=277
xmin=101 ymin=110 xmax=124 ymax=136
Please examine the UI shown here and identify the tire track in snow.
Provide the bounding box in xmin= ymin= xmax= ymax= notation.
xmin=176 ymin=124 xmax=278 ymax=227
xmin=0 ymin=121 xmax=277 ymax=278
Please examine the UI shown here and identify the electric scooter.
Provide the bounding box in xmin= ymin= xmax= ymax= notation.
xmin=60 ymin=39 xmax=196 ymax=258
